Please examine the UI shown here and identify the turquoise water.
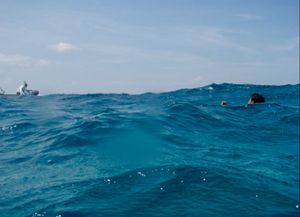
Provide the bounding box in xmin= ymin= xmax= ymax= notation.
xmin=0 ymin=83 xmax=299 ymax=217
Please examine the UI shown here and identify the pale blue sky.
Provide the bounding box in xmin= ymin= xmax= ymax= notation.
xmin=0 ymin=0 xmax=299 ymax=94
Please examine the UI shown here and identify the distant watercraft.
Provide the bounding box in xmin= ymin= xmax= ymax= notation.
xmin=0 ymin=90 xmax=39 ymax=96
xmin=0 ymin=87 xmax=5 ymax=95
xmin=20 ymin=90 xmax=39 ymax=96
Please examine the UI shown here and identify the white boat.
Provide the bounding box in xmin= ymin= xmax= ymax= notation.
xmin=0 ymin=89 xmax=39 ymax=96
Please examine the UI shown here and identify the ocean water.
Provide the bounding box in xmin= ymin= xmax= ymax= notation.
xmin=0 ymin=83 xmax=299 ymax=217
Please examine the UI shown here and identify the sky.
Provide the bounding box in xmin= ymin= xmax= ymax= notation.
xmin=0 ymin=0 xmax=299 ymax=94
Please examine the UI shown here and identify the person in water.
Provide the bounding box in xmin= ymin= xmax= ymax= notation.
xmin=247 ymin=93 xmax=265 ymax=104
xmin=221 ymin=93 xmax=265 ymax=106
xmin=17 ymin=81 xmax=29 ymax=95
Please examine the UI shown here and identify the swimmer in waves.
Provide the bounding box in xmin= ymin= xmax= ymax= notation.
xmin=221 ymin=93 xmax=265 ymax=107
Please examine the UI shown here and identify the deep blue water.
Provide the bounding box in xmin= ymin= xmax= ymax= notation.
xmin=0 ymin=83 xmax=299 ymax=217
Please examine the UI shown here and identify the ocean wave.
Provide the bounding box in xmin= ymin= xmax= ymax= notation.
xmin=0 ymin=84 xmax=299 ymax=217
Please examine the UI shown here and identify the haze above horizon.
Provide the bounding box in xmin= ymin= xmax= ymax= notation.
xmin=0 ymin=0 xmax=299 ymax=94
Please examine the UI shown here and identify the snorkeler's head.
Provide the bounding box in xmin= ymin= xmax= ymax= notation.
xmin=248 ymin=93 xmax=265 ymax=104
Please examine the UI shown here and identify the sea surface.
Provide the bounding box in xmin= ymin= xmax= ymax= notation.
xmin=0 ymin=83 xmax=299 ymax=217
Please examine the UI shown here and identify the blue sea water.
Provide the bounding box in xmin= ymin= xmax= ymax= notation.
xmin=0 ymin=83 xmax=299 ymax=217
